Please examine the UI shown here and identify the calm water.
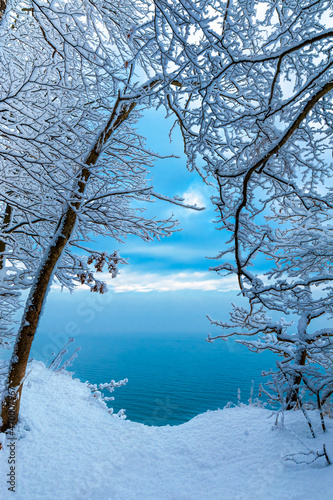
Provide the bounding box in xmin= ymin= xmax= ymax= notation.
xmin=29 ymin=332 xmax=276 ymax=426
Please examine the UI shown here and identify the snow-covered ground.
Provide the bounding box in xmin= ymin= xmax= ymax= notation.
xmin=0 ymin=361 xmax=332 ymax=500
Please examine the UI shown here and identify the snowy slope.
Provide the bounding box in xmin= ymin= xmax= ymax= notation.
xmin=0 ymin=361 xmax=332 ymax=500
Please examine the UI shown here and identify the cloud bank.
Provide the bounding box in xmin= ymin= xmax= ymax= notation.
xmin=104 ymin=270 xmax=238 ymax=293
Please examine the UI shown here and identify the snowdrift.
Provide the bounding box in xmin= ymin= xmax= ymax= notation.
xmin=0 ymin=361 xmax=332 ymax=499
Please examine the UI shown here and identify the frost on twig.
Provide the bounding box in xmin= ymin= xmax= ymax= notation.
xmin=48 ymin=338 xmax=80 ymax=375
xmin=47 ymin=339 xmax=127 ymax=418
xmin=284 ymin=444 xmax=331 ymax=467
xmin=86 ymin=378 xmax=128 ymax=418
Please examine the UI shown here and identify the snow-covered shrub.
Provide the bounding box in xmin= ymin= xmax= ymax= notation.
xmin=48 ymin=339 xmax=127 ymax=418
xmin=86 ymin=379 xmax=128 ymax=419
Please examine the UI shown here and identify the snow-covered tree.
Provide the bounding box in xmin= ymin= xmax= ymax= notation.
xmin=154 ymin=0 xmax=333 ymax=412
xmin=0 ymin=0 xmax=200 ymax=432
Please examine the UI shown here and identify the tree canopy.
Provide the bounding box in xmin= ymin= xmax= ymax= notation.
xmin=153 ymin=0 xmax=333 ymax=411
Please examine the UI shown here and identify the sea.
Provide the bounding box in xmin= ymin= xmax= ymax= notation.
xmin=29 ymin=331 xmax=276 ymax=426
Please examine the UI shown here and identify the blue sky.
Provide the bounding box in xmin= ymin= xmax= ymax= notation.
xmin=36 ymin=107 xmax=246 ymax=340
xmin=36 ymin=106 xmax=327 ymax=352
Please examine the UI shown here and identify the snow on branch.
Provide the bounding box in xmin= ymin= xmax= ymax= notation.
xmin=150 ymin=191 xmax=205 ymax=210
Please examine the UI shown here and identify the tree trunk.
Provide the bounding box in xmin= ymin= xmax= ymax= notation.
xmin=0 ymin=168 xmax=90 ymax=431
xmin=285 ymin=348 xmax=307 ymax=410
xmin=0 ymin=203 xmax=12 ymax=270
xmin=0 ymin=0 xmax=6 ymax=17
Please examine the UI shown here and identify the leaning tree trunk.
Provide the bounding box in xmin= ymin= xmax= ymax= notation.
xmin=0 ymin=170 xmax=89 ymax=432
xmin=0 ymin=95 xmax=137 ymax=432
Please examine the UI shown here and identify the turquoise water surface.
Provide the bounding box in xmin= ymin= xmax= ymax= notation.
xmin=30 ymin=332 xmax=276 ymax=425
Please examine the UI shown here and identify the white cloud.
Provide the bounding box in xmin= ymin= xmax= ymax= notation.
xmin=182 ymin=187 xmax=206 ymax=210
xmin=102 ymin=270 xmax=238 ymax=293
xmin=169 ymin=185 xmax=211 ymax=219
